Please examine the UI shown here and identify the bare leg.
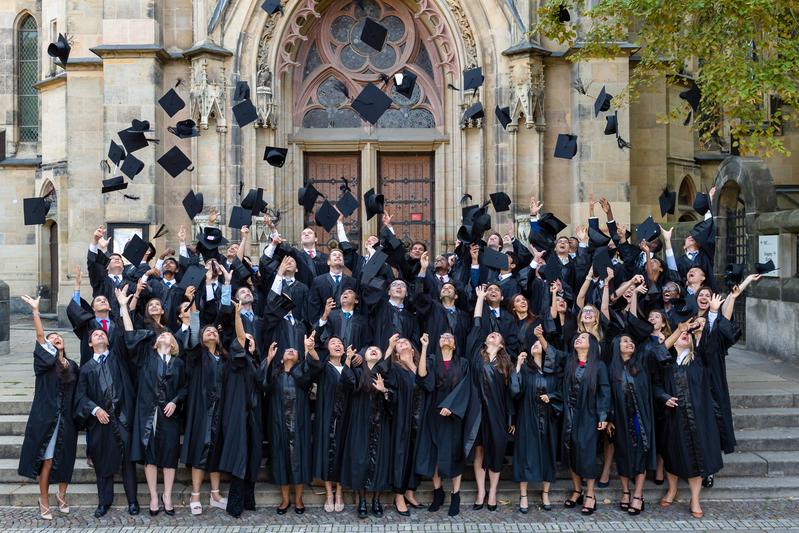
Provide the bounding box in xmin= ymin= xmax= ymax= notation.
xmin=324 ymin=481 xmax=334 ymax=511
xmin=473 ymin=446 xmax=486 ymax=505
xmin=335 ymin=483 xmax=344 ymax=509
xmin=541 ymin=481 xmax=551 ymax=507
xmin=163 ymin=468 xmax=176 ymax=510
xmin=569 ymin=470 xmax=582 ymax=503
xmin=294 ymin=484 xmax=304 ymax=508
xmin=452 ymin=475 xmax=462 ymax=493
xmin=38 ymin=459 xmax=52 ymax=505
xmin=688 ymin=476 xmax=703 ymax=516
xmin=655 ymin=454 xmax=665 ymax=481
xmin=395 ymin=493 xmax=408 ymax=513
xmin=144 ymin=464 xmax=158 ymax=511
xmin=599 ymin=440 xmax=614 ymax=484
xmin=630 ymin=473 xmax=646 ymax=512
xmin=519 ymin=481 xmax=528 ymax=510
xmin=584 ymin=479 xmax=597 ymax=511
xmin=404 ymin=489 xmax=419 ymax=506
xmin=190 ymin=468 xmax=204 ymax=503
xmin=209 ymin=472 xmax=224 ymax=500
xmin=279 ymin=485 xmax=290 ymax=508
xmin=432 ymin=468 xmax=442 ymax=490
xmin=662 ymin=472 xmax=679 ymax=504
xmin=487 ymin=470 xmax=500 ymax=506
xmin=619 ymin=476 xmax=631 ymax=507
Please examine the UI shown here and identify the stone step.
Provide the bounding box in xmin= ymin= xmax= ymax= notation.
xmin=734 ymin=427 xmax=799 ymax=452
xmin=730 ymin=391 xmax=799 ymax=409
xmin=733 ymin=407 xmax=799 ymax=429
xmin=0 ymin=415 xmax=28 ymax=435
xmin=0 ymin=398 xmax=32 ymax=416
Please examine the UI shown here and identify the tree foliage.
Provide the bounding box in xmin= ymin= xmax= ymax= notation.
xmin=534 ymin=0 xmax=799 ymax=157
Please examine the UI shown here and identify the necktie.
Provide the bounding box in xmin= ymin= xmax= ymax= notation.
xmin=343 ymin=311 xmax=352 ymax=319
xmin=493 ymin=308 xmax=499 ymax=318
xmin=447 ymin=307 xmax=456 ymax=315
xmin=439 ymin=276 xmax=445 ymax=284
xmin=113 ymin=276 xmax=121 ymax=287
xmin=101 ymin=319 xmax=108 ymax=333
xmin=99 ymin=353 xmax=107 ymax=365
xmin=308 ymin=250 xmax=315 ymax=259
xmin=244 ymin=311 xmax=254 ymax=322
xmin=165 ymin=280 xmax=173 ymax=288
xmin=334 ymin=275 xmax=341 ymax=286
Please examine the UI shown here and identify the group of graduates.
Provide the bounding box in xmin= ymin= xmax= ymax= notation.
xmin=18 ymin=187 xmax=757 ymax=521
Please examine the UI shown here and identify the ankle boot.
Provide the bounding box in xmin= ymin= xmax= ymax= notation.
xmin=448 ymin=491 xmax=461 ymax=517
xmin=371 ymin=495 xmax=384 ymax=517
xmin=357 ymin=497 xmax=368 ymax=519
xmin=428 ymin=487 xmax=445 ymax=512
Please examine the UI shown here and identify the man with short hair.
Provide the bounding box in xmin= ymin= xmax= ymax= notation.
xmin=307 ymin=249 xmax=357 ymax=324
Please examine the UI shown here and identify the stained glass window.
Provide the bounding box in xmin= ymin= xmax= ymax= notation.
xmin=18 ymin=16 xmax=39 ymax=143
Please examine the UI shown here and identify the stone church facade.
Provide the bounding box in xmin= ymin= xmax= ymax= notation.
xmin=0 ymin=0 xmax=796 ymax=318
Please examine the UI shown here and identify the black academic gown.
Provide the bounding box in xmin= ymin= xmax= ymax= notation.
xmin=73 ymin=344 xmax=137 ymax=478
xmin=415 ymin=276 xmax=470 ymax=357
xmin=264 ymin=356 xmax=323 ymax=485
xmin=126 ymin=330 xmax=187 ymax=468
xmin=705 ymin=316 xmax=740 ymax=454
xmin=383 ymin=360 xmax=422 ymax=493
xmin=415 ymin=355 xmax=474 ymax=479
xmin=308 ymin=273 xmax=358 ymax=324
xmin=18 ymin=343 xmax=79 ymax=483
xmin=317 ymin=309 xmax=372 ymax=351
xmin=312 ymin=359 xmax=350 ymax=482
xmin=509 ymin=362 xmax=562 ymax=483
xmin=66 ymin=298 xmax=120 ymax=367
xmin=467 ymin=317 xmax=513 ymax=473
xmin=339 ymin=363 xmax=393 ymax=491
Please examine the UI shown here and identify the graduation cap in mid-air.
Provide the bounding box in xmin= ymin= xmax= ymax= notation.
xmin=122 ymin=234 xmax=149 ymax=265
xmin=351 ymin=83 xmax=392 ymax=125
xmin=47 ymin=34 xmax=71 ymax=66
xmin=462 ymin=102 xmax=484 ymax=123
xmin=23 ymin=197 xmax=50 ymax=225
xmin=394 ymin=71 xmax=417 ymax=99
xmin=101 ymin=176 xmax=128 ymax=194
xmin=158 ymin=146 xmax=193 ymax=178
xmin=182 ymin=189 xmax=204 ymax=220
xmin=117 ymin=128 xmax=148 ymax=153
xmin=659 ymin=187 xmax=677 ymax=216
xmin=120 ymin=153 xmax=145 ymax=179
xmin=554 ymin=134 xmax=578 ymax=159
xmin=594 ymin=86 xmax=613 ymax=117
xmin=337 ymin=190 xmax=359 ymax=217
xmin=158 ymin=88 xmax=186 ymax=117
xmin=495 ymin=105 xmax=512 ymax=130
xmin=725 ymin=263 xmax=746 ymax=284
xmin=315 ymin=200 xmax=340 ymax=232
xmin=364 ymin=188 xmax=384 ymax=219
xmin=261 ymin=0 xmax=282 ymax=15
xmin=635 ymin=216 xmax=661 ymax=243
xmin=489 ymin=191 xmax=512 ymax=213
xmin=360 ymin=17 xmax=388 ymax=52
xmin=232 ymin=98 xmax=258 ymax=128
xmin=463 ymin=67 xmax=484 ymax=92
xmin=604 ymin=113 xmax=618 ymax=135
xmin=556 ymin=3 xmax=570 ymax=23
xmin=693 ymin=191 xmax=710 ymax=216
xmin=756 ymin=259 xmax=776 ymax=275
xmin=689 ymin=218 xmax=715 ymax=248
xmin=127 ymin=119 xmax=153 ymax=133
xmin=298 ymin=184 xmax=322 ymax=214
xmin=108 ymin=141 xmax=126 ymax=167
xmin=233 ymin=81 xmax=251 ymax=101
xmin=168 ymin=119 xmax=200 ymax=139
xmin=264 ymin=146 xmax=288 ymax=167
xmin=228 ymin=206 xmax=253 ymax=229
xmin=241 ymin=188 xmax=268 ymax=214
xmin=592 ymin=246 xmax=614 ymax=279
xmin=481 ymin=248 xmax=510 ymax=271
xmin=542 ymin=253 xmax=563 ymax=283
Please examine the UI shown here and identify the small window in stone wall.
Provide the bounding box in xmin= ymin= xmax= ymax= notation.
xmin=18 ymin=15 xmax=39 ymax=143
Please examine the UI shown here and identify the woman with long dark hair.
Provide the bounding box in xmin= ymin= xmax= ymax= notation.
xmin=18 ymin=295 xmax=79 ymax=520
xmin=469 ymin=285 xmax=514 ymax=511
xmin=511 ymin=324 xmax=562 ymax=513
xmin=644 ymin=309 xmax=672 ymax=485
xmin=340 ymin=345 xmax=393 ymax=518
xmin=508 ymin=293 xmax=541 ymax=354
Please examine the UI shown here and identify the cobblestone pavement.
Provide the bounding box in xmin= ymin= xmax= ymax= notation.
xmin=0 ymin=499 xmax=798 ymax=531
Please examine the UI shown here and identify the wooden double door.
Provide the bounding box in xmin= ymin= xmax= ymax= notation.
xmin=303 ymin=152 xmax=435 ymax=252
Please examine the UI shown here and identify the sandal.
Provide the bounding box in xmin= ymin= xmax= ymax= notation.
xmin=518 ymin=494 xmax=528 ymax=514
xmin=209 ymin=489 xmax=227 ymax=510
xmin=619 ymin=491 xmax=631 ymax=510
xmin=189 ymin=492 xmax=202 ymax=515
xmin=541 ymin=490 xmax=552 ymax=511
xmin=690 ymin=502 xmax=704 ymax=519
xmin=628 ymin=496 xmax=645 ymax=515
xmin=581 ymin=494 xmax=597 ymax=515
xmin=324 ymin=494 xmax=334 ymax=513
xmin=564 ymin=490 xmax=583 ymax=508
xmin=56 ymin=491 xmax=70 ymax=514
xmin=39 ymin=499 xmax=53 ymax=520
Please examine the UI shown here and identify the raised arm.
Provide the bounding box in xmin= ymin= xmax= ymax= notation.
xmin=473 ymin=284 xmax=486 ymax=319
xmin=600 ymin=267 xmax=614 ymax=320
xmin=237 ymin=225 xmax=249 ymax=261
xmin=576 ymin=266 xmax=593 ymax=310
xmin=20 ymin=295 xmax=45 ymax=344
xmin=233 ymin=300 xmax=246 ymax=348
xmin=722 ymin=273 xmax=761 ymax=319
xmin=549 ymin=279 xmax=560 ymax=320
xmin=418 ymin=333 xmax=429 ymax=378
xmin=116 ymin=288 xmax=135 ymax=331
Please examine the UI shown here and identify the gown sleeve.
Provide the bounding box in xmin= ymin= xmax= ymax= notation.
xmin=596 ymin=361 xmax=611 ymax=423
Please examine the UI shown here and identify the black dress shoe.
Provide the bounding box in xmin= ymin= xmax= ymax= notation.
xmin=396 ymin=507 xmax=410 ymax=517
xmin=276 ymin=503 xmax=290 ymax=515
xmin=404 ymin=496 xmax=424 ymax=509
xmin=94 ymin=504 xmax=110 ymax=518
xmin=486 ymin=503 xmax=498 ymax=512
xmin=295 ymin=506 xmax=305 ymax=515
xmin=161 ymin=495 xmax=175 ymax=516
xmin=357 ymin=499 xmax=368 ymax=519
xmin=128 ymin=502 xmax=140 ymax=516
xmin=371 ymin=497 xmax=384 ymax=517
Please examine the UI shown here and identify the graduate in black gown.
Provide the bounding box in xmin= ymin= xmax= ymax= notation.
xmin=383 ymin=333 xmax=426 ymax=515
xmin=416 ymin=331 xmax=473 ymax=517
xmin=312 ymin=337 xmax=352 ymax=514
xmin=73 ymin=288 xmax=139 ymax=518
xmin=263 ymin=332 xmax=323 ymax=515
xmin=18 ymin=295 xmax=79 ymax=520
xmin=657 ymin=315 xmax=723 ymax=519
xmin=340 ymin=345 xmax=393 ymax=519
xmin=552 ymin=331 xmax=610 ymax=515
xmin=67 ymin=267 xmax=121 ymax=367
xmin=510 ymin=324 xmax=562 ymax=514
xmin=469 ymin=285 xmax=514 ymax=511
xmin=642 ymin=309 xmax=672 ymax=486
xmin=508 ymin=293 xmax=541 ymax=355
xmin=123 ymin=311 xmax=187 ymax=516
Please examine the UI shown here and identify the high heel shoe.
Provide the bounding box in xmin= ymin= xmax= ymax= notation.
xmin=55 ymin=491 xmax=69 ymax=514
xmin=659 ymin=493 xmax=676 ymax=508
xmin=472 ymin=490 xmax=486 ymax=511
xmin=581 ymin=494 xmax=597 ymax=515
xmin=628 ymin=496 xmax=645 ymax=515
xmin=564 ymin=490 xmax=583 ymax=508
xmin=486 ymin=497 xmax=498 ymax=512
xmin=518 ymin=494 xmax=529 ymax=514
xmin=39 ymin=499 xmax=53 ymax=520
xmin=162 ymin=495 xmax=175 ymax=516
xmin=189 ymin=492 xmax=202 ymax=515
xmin=541 ymin=490 xmax=552 ymax=511
xmin=276 ymin=503 xmax=290 ymax=515
xmin=596 ymin=479 xmax=610 ymax=489
xmin=428 ymin=487 xmax=445 ymax=512
xmin=149 ymin=497 xmax=160 ymax=516
xmin=404 ymin=496 xmax=424 ymax=509
xmin=448 ymin=492 xmax=460 ymax=517
xmin=619 ymin=491 xmax=631 ymax=511
xmin=209 ymin=489 xmax=227 ymax=510
xmin=295 ymin=505 xmax=306 ymax=515
xmin=357 ymin=498 xmax=368 ymax=519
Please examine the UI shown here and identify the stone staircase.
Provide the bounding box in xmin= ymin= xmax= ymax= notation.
xmin=1 ymin=329 xmax=798 ymax=508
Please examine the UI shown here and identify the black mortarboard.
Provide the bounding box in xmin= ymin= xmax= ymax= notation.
xmin=23 ymin=197 xmax=49 ymax=225
xmin=108 ymin=141 xmax=126 ymax=167
xmin=537 ymin=212 xmax=568 ymax=236
xmin=604 ymin=113 xmax=618 ymax=135
xmin=360 ymin=249 xmax=389 ymax=283
xmin=47 ymin=34 xmax=71 ymax=66
xmin=725 ymin=263 xmax=745 ymax=284
xmin=626 ymin=312 xmax=655 ymax=344
xmin=592 ymin=246 xmax=614 ymax=279
xmin=178 ymin=264 xmax=207 ymax=290
xmin=457 ymin=212 xmax=491 ymax=243
xmin=232 ymin=99 xmax=258 ymax=127
xmin=680 ymin=82 xmax=701 ymax=112
xmin=273 ymin=292 xmax=296 ymax=314
xmin=635 ymin=216 xmax=660 ymax=243
xmin=315 ymin=200 xmax=339 ymax=231
xmin=128 ymin=119 xmax=153 ymax=133
xmin=153 ymin=223 xmax=168 ymax=239
xmin=158 ymin=88 xmax=186 ymax=117
xmin=120 ymin=153 xmax=145 ymax=179
xmin=337 ymin=190 xmax=359 ymax=217
xmin=463 ymin=67 xmax=483 ymax=91
xmin=264 ymin=146 xmax=288 ymax=167
xmin=462 ymin=204 xmax=480 ymax=223
xmin=158 ymin=146 xmax=193 ymax=178
xmin=182 ymin=189 xmax=203 ymax=220
xmin=554 ymin=133 xmax=578 ymax=159
xmin=168 ymin=119 xmax=200 ymax=139
xmin=395 ymin=71 xmax=417 ymax=99
xmin=123 ymin=234 xmax=149 ymax=264
xmin=241 ymin=188 xmax=267 ymax=213
xmin=542 ymin=254 xmax=563 ymax=282
xmin=670 ymin=297 xmax=696 ymax=323
xmin=557 ymin=3 xmax=570 ymax=23
xmin=659 ymin=188 xmax=677 ymax=216
xmin=197 ymin=226 xmax=228 ymax=249
xmin=229 ymin=206 xmax=253 ymax=229
xmin=755 ymin=259 xmax=776 ymax=275
xmin=594 ymin=86 xmax=613 ymax=117
xmin=489 ymin=191 xmax=512 ymax=212
xmin=462 ymin=102 xmax=484 ymax=123
xmin=481 ymin=248 xmax=510 ymax=271
xmin=351 ymin=83 xmax=392 ymax=125
xmin=118 ymin=128 xmax=148 ymax=153
xmin=233 ymin=81 xmax=251 ymax=101
xmin=364 ymin=188 xmax=384 ymax=219
xmin=689 ymin=217 xmax=714 ymax=247
xmin=589 ymin=227 xmax=611 ymax=248
xmin=529 ymin=230 xmax=555 ymax=252
xmin=693 ymin=191 xmax=710 ymax=216
xmin=495 ymin=105 xmax=511 ymax=129
xmin=101 ymin=176 xmax=128 ymax=194
xmin=360 ymin=17 xmax=388 ymax=52
xmin=261 ymin=0 xmax=282 ymax=15
xmin=298 ymin=184 xmax=321 ymax=213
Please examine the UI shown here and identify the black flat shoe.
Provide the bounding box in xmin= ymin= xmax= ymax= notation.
xmin=94 ymin=504 xmax=110 ymax=518
xmin=276 ymin=503 xmax=290 ymax=515
xmin=619 ymin=491 xmax=631 ymax=510
xmin=404 ymin=496 xmax=424 ymax=509
xmin=161 ymin=495 xmax=175 ymax=516
xmin=357 ymin=499 xmax=368 ymax=519
xmin=702 ymin=475 xmax=714 ymax=488
xmin=597 ymin=480 xmax=610 ymax=488
xmin=149 ymin=508 xmax=160 ymax=516
xmin=128 ymin=502 xmax=140 ymax=516
xmin=371 ymin=497 xmax=384 ymax=517
xmin=448 ymin=492 xmax=460 ymax=517
xmin=541 ymin=490 xmax=552 ymax=511
xmin=518 ymin=494 xmax=529 ymax=514
xmin=628 ymin=496 xmax=645 ymax=515
xmin=653 ymin=476 xmax=665 ymax=486
xmin=581 ymin=495 xmax=597 ymax=515
xmin=396 ymin=506 xmax=410 ymax=517
xmin=295 ymin=506 xmax=305 ymax=515
xmin=428 ymin=487 xmax=445 ymax=512
xmin=564 ymin=490 xmax=583 ymax=508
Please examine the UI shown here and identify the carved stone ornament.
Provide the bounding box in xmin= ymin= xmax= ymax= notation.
xmin=276 ymin=0 xmax=322 ymax=76
xmin=509 ymin=61 xmax=545 ymax=129
xmin=414 ymin=0 xmax=478 ymax=78
xmin=189 ymin=59 xmax=228 ymax=131
xmin=440 ymin=0 xmax=479 ymax=68
xmin=256 ymin=44 xmax=277 ymax=129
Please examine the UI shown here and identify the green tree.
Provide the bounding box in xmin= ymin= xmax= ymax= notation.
xmin=535 ymin=0 xmax=799 ymax=157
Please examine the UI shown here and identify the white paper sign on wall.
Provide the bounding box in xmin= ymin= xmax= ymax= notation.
xmin=758 ymin=235 xmax=779 ymax=277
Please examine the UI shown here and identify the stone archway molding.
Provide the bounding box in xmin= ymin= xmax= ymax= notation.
xmin=711 ymin=156 xmax=776 ymax=217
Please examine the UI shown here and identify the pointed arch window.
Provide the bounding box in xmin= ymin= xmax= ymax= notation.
xmin=18 ymin=15 xmax=39 ymax=143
